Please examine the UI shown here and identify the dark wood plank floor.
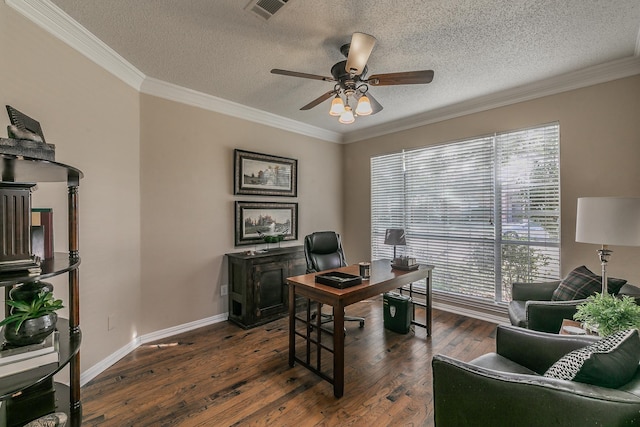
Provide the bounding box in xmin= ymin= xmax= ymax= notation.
xmin=81 ymin=296 xmax=498 ymax=426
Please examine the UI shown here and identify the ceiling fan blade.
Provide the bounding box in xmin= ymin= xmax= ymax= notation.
xmin=367 ymin=70 xmax=434 ymax=86
xmin=345 ymin=32 xmax=376 ymax=76
xmin=300 ymin=90 xmax=338 ymax=110
xmin=271 ymin=69 xmax=334 ymax=82
xmin=354 ymin=90 xmax=383 ymax=114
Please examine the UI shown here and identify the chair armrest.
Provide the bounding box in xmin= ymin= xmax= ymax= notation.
xmin=525 ymin=299 xmax=586 ymax=333
xmin=432 ymin=354 xmax=640 ymax=427
xmin=512 ymin=280 xmax=560 ymax=301
xmin=618 ymin=283 xmax=640 ymax=304
xmin=496 ymin=325 xmax=597 ymax=374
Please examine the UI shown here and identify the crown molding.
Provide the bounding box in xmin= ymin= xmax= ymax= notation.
xmin=343 ymin=56 xmax=640 ymax=144
xmin=343 ymin=56 xmax=640 ymax=143
xmin=6 ymin=0 xmax=146 ymax=90
xmin=7 ymin=0 xmax=640 ymax=146
xmin=140 ymin=78 xmax=341 ymax=143
xmin=6 ymin=0 xmax=341 ymax=143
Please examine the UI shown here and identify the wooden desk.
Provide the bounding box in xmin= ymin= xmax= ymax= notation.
xmin=287 ymin=260 xmax=433 ymax=398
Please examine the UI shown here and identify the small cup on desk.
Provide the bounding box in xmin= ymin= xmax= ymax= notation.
xmin=359 ymin=262 xmax=371 ymax=279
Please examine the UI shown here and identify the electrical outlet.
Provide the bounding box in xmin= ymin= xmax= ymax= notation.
xmin=108 ymin=314 xmax=117 ymax=331
xmin=221 ymin=285 xmax=228 ymax=296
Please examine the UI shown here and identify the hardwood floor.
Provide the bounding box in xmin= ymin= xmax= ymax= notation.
xmin=81 ymin=296 xmax=498 ymax=426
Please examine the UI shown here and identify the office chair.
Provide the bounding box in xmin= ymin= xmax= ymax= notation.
xmin=303 ymin=231 xmax=365 ymax=328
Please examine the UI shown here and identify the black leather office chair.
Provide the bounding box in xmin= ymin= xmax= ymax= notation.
xmin=304 ymin=231 xmax=365 ymax=328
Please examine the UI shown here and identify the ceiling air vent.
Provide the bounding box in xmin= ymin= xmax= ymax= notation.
xmin=245 ymin=0 xmax=289 ymax=21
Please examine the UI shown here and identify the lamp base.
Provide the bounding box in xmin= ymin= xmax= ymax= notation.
xmin=597 ymin=245 xmax=612 ymax=294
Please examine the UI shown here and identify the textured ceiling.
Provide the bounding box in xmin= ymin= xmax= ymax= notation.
xmin=49 ymin=0 xmax=640 ymax=138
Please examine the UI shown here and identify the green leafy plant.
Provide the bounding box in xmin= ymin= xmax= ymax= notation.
xmin=0 ymin=290 xmax=64 ymax=333
xmin=574 ymin=292 xmax=640 ymax=337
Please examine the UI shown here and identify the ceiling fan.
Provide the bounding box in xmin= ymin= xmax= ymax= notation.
xmin=271 ymin=32 xmax=434 ymax=124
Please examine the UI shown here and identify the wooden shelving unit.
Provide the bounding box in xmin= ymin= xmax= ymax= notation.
xmin=0 ymin=147 xmax=83 ymax=426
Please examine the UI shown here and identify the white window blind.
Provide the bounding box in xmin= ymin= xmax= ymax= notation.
xmin=371 ymin=123 xmax=560 ymax=303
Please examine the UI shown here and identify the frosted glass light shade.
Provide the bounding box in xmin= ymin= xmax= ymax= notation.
xmin=355 ymin=96 xmax=372 ymax=116
xmin=576 ymin=197 xmax=640 ymax=247
xmin=338 ymin=106 xmax=355 ymax=124
xmin=329 ymin=96 xmax=345 ymax=116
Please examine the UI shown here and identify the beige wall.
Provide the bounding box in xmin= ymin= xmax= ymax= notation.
xmin=0 ymin=1 xmax=343 ymax=371
xmin=0 ymin=3 xmax=142 ymax=370
xmin=3 ymin=0 xmax=640 ymax=377
xmin=344 ymin=75 xmax=640 ymax=286
xmin=139 ymin=95 xmax=343 ymax=333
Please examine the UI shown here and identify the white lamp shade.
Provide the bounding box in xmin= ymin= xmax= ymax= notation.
xmin=576 ymin=197 xmax=640 ymax=247
xmin=329 ymin=96 xmax=345 ymax=116
xmin=338 ymin=106 xmax=355 ymax=124
xmin=355 ymin=95 xmax=372 ymax=116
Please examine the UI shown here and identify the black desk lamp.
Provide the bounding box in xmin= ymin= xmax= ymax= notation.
xmin=384 ymin=228 xmax=406 ymax=259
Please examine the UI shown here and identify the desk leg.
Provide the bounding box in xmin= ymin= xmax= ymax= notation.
xmin=288 ymin=283 xmax=295 ymax=367
xmin=333 ymin=303 xmax=345 ymax=398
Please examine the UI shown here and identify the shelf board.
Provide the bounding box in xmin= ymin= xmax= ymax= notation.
xmin=0 ymin=253 xmax=81 ymax=287
xmin=0 ymin=318 xmax=81 ymax=400
xmin=0 ymin=149 xmax=83 ymax=183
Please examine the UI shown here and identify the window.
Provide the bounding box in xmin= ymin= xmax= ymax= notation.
xmin=371 ymin=123 xmax=560 ymax=304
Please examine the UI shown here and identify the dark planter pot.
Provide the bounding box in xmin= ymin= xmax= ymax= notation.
xmin=3 ymin=313 xmax=57 ymax=346
xmin=9 ymin=281 xmax=54 ymax=302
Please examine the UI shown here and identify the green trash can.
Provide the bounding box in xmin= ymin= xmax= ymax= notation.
xmin=383 ymin=292 xmax=412 ymax=334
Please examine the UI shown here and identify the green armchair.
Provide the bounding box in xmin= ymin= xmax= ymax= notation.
xmin=432 ymin=325 xmax=640 ymax=427
xmin=508 ymin=280 xmax=640 ymax=333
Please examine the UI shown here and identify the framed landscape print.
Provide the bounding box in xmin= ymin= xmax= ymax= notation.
xmin=234 ymin=149 xmax=297 ymax=197
xmin=235 ymin=201 xmax=298 ymax=246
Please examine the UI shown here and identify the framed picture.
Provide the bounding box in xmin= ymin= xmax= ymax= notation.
xmin=235 ymin=201 xmax=298 ymax=246
xmin=234 ymin=149 xmax=297 ymax=197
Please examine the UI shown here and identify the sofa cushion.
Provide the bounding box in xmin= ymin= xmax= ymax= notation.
xmin=551 ymin=265 xmax=627 ymax=301
xmin=543 ymin=329 xmax=640 ymax=388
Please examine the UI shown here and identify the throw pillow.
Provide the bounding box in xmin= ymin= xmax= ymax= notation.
xmin=543 ymin=329 xmax=640 ymax=388
xmin=551 ymin=265 xmax=627 ymax=301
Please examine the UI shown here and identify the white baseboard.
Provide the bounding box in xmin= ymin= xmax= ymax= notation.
xmin=433 ymin=301 xmax=510 ymax=326
xmin=138 ymin=313 xmax=228 ymax=345
xmin=80 ymin=304 xmax=508 ymax=386
xmin=80 ymin=313 xmax=228 ymax=386
xmin=80 ymin=338 xmax=141 ymax=386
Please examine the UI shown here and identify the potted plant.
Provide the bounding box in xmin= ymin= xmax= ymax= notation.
xmin=0 ymin=289 xmax=63 ymax=346
xmin=574 ymin=292 xmax=640 ymax=337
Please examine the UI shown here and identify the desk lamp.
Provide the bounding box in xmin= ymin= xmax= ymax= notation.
xmin=384 ymin=228 xmax=406 ymax=259
xmin=575 ymin=197 xmax=640 ymax=294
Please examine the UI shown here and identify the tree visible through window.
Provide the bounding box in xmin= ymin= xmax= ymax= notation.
xmin=371 ymin=123 xmax=560 ymax=303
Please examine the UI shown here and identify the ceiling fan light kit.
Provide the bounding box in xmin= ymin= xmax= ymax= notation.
xmin=271 ymin=32 xmax=434 ymax=125
xmin=329 ymin=95 xmax=345 ymax=116
xmin=354 ymin=95 xmax=372 ymax=116
xmin=338 ymin=105 xmax=355 ymax=124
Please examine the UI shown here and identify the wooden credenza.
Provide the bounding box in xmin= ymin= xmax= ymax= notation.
xmin=226 ymin=246 xmax=306 ymax=329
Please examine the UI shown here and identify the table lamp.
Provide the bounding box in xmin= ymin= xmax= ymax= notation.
xmin=575 ymin=197 xmax=640 ymax=294
xmin=384 ymin=228 xmax=406 ymax=259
